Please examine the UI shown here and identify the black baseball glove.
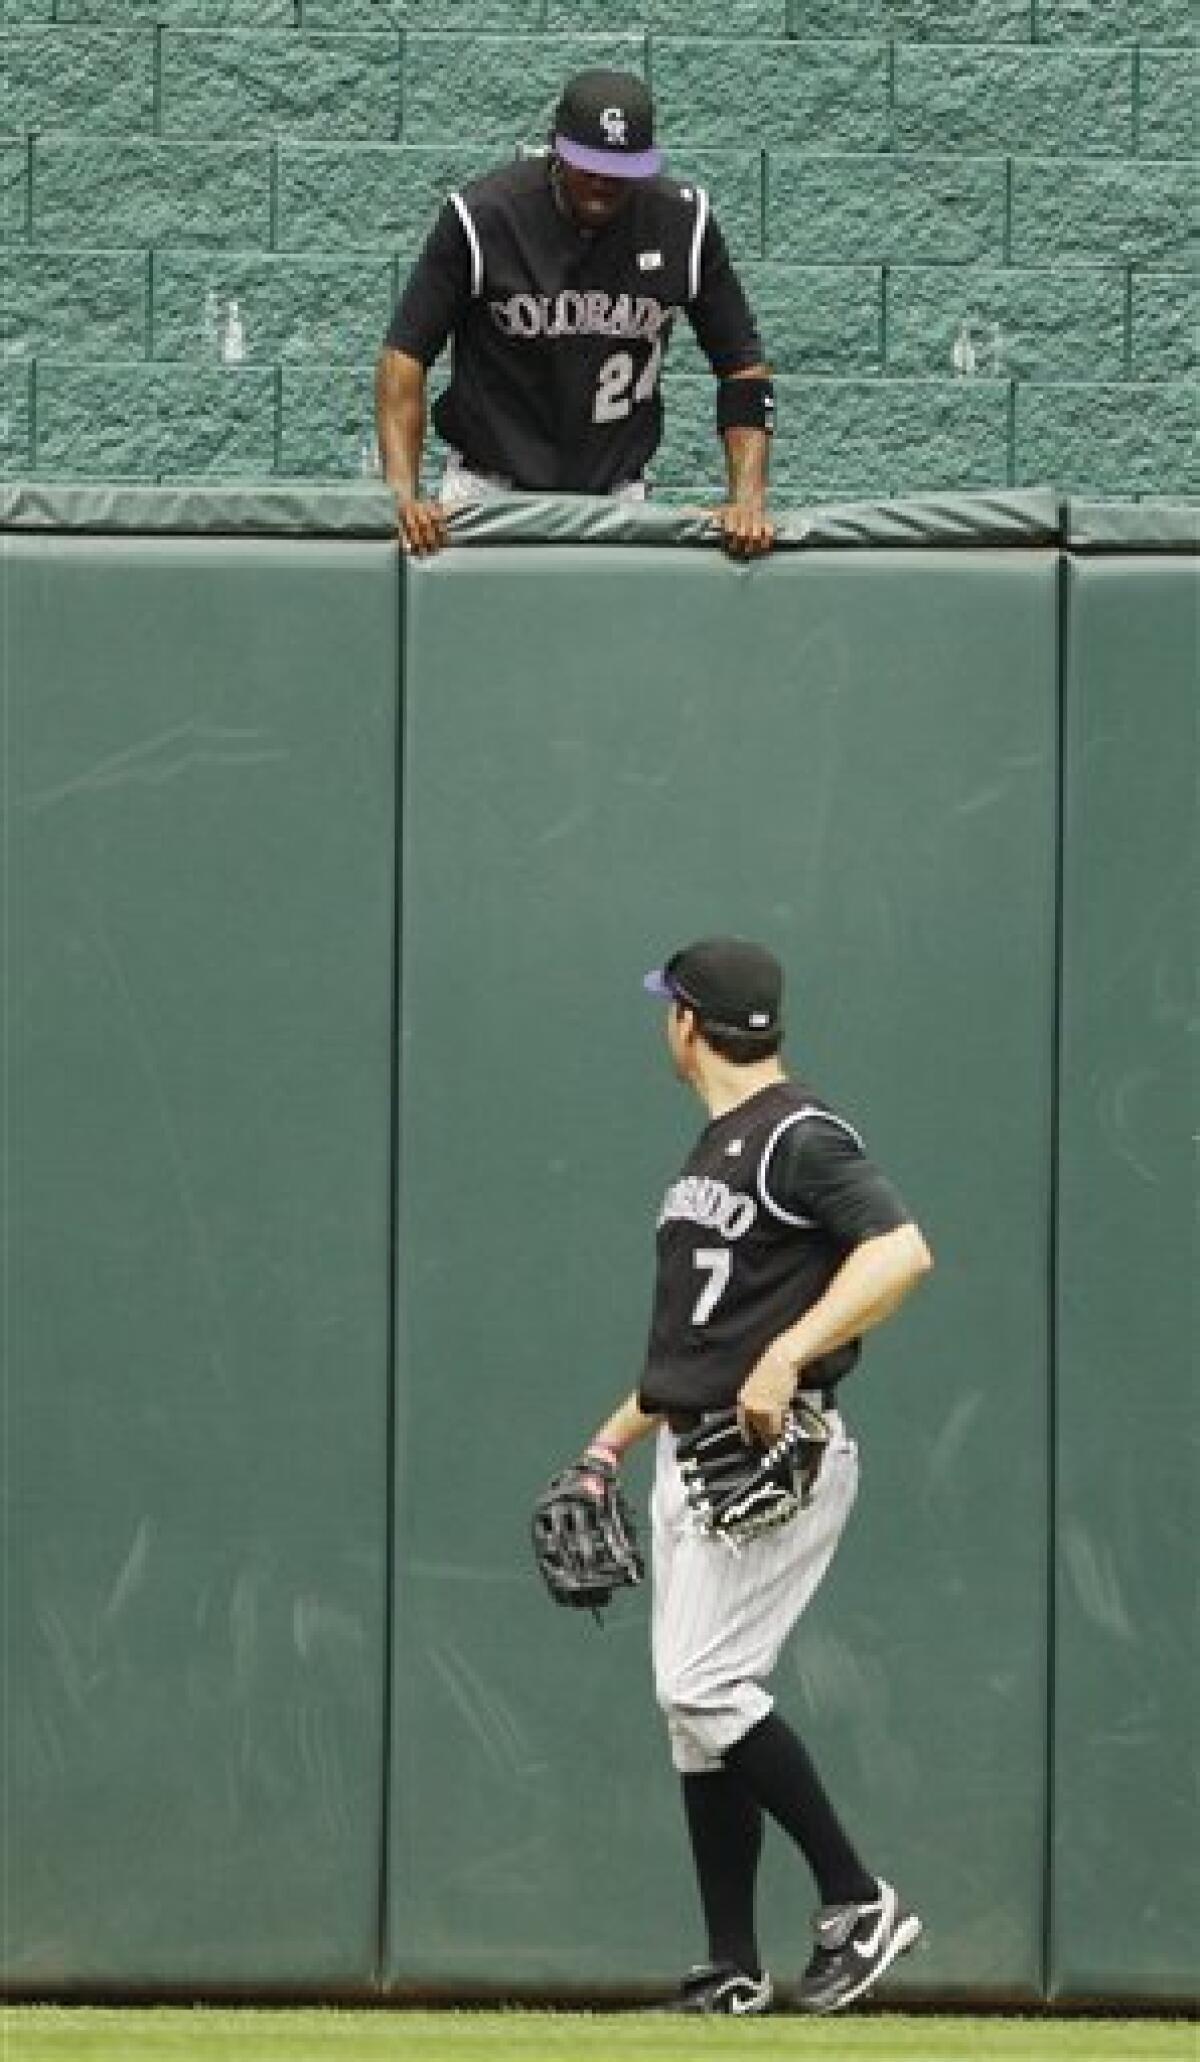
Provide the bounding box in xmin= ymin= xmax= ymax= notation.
xmin=531 ymin=1449 xmax=644 ymax=1615
xmin=675 ymin=1402 xmax=831 ymax=1546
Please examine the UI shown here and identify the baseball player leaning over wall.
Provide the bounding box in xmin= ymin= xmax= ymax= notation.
xmin=375 ymin=69 xmax=774 ymax=560
xmin=539 ymin=940 xmax=933 ymax=2017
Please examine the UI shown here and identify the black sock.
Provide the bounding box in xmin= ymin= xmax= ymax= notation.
xmin=723 ymin=1713 xmax=876 ymax=1908
xmin=680 ymin=1770 xmax=764 ymax=1976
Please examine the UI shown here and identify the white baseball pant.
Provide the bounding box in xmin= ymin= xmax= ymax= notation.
xmin=651 ymin=1409 xmax=859 ymax=1773
xmin=440 ymin=448 xmax=648 ymax=505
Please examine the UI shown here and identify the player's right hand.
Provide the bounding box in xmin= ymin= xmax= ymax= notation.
xmin=396 ymin=495 xmax=450 ymax=556
xmin=736 ymin=1343 xmax=797 ymax=1445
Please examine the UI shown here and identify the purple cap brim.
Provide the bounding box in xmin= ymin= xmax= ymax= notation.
xmin=643 ymin=968 xmax=673 ymax=997
xmin=555 ymin=134 xmax=663 ymax=180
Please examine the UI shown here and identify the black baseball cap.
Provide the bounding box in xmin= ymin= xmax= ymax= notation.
xmin=643 ymin=938 xmax=784 ymax=1039
xmin=553 ymin=69 xmax=662 ymax=180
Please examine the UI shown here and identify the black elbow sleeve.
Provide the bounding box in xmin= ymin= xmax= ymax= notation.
xmin=717 ymin=376 xmax=776 ymax=435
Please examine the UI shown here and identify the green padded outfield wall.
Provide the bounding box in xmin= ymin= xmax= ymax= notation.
xmin=5 ymin=489 xmax=1194 ymax=2004
xmin=2 ymin=521 xmax=398 ymax=1986
xmin=1051 ymin=537 xmax=1199 ymax=2000
xmin=387 ymin=531 xmax=1059 ymax=1996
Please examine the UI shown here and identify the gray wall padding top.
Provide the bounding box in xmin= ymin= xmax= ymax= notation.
xmin=3 ymin=482 xmax=1194 ymax=550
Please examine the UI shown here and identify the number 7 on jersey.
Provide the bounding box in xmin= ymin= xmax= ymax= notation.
xmin=692 ymin=1247 xmax=731 ymax=1325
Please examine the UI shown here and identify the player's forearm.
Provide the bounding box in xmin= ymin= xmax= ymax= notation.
xmin=719 ymin=362 xmax=771 ymax=508
xmin=374 ymin=347 xmax=427 ymax=499
xmin=772 ymin=1224 xmax=933 ymax=1377
xmin=587 ymin=1391 xmax=662 ymax=1461
xmin=721 ymin=425 xmax=770 ymax=509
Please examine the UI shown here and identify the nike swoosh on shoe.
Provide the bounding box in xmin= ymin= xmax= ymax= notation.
xmin=852 ymin=1910 xmax=890 ymax=1959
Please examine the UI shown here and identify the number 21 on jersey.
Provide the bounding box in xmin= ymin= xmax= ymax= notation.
xmin=692 ymin=1247 xmax=731 ymax=1325
xmin=593 ymin=339 xmax=664 ymax=423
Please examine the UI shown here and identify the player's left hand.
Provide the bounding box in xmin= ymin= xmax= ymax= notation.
xmin=737 ymin=1346 xmax=797 ymax=1444
xmin=710 ymin=499 xmax=775 ymax=560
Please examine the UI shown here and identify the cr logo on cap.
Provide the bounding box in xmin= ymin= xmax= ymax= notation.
xmin=600 ymin=105 xmax=628 ymax=143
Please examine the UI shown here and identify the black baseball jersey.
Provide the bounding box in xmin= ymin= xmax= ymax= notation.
xmin=384 ymin=154 xmax=763 ymax=492
xmin=638 ymin=1080 xmax=913 ymax=1415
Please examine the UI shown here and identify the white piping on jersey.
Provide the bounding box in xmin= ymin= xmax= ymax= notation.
xmin=449 ymin=191 xmax=483 ymax=299
xmin=756 ymin=1107 xmax=866 ymax=1229
xmin=688 ymin=187 xmax=710 ymax=303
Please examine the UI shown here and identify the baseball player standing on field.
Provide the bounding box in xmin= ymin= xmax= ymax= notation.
xmin=569 ymin=939 xmax=932 ymax=2016
xmin=375 ymin=69 xmax=774 ymax=560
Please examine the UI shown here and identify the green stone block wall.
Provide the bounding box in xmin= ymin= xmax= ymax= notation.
xmin=1 ymin=4 xmax=1194 ymax=496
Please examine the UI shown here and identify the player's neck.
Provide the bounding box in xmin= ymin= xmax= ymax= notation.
xmin=695 ymin=1056 xmax=787 ymax=1120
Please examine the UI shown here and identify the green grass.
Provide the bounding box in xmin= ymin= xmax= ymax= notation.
xmin=1 ymin=2008 xmax=1195 ymax=2062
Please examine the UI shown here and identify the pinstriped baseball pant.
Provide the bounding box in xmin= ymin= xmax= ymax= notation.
xmin=650 ymin=1414 xmax=860 ymax=1773
xmin=439 ymin=449 xmax=648 ymax=505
